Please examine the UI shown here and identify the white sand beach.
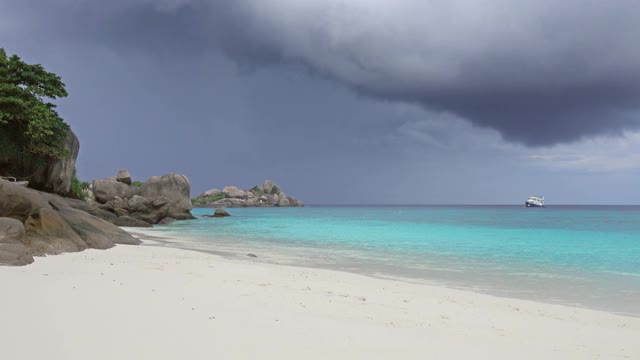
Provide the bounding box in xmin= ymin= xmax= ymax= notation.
xmin=1 ymin=240 xmax=638 ymax=360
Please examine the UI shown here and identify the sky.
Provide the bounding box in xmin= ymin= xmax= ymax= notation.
xmin=2 ymin=0 xmax=640 ymax=204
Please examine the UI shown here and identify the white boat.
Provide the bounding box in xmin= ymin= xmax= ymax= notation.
xmin=525 ymin=196 xmax=544 ymax=208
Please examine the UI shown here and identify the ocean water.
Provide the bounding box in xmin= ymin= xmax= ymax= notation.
xmin=141 ymin=206 xmax=640 ymax=316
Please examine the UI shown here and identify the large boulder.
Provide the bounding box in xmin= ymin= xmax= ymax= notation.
xmin=19 ymin=129 xmax=80 ymax=195
xmin=223 ymin=186 xmax=247 ymax=199
xmin=115 ymin=216 xmax=152 ymax=228
xmin=210 ymin=198 xmax=246 ymax=208
xmin=92 ymin=179 xmax=138 ymax=203
xmin=116 ymin=169 xmax=132 ymax=185
xmin=277 ymin=193 xmax=290 ymax=207
xmin=158 ymin=217 xmax=176 ymax=225
xmin=0 ymin=218 xmax=33 ymax=266
xmin=0 ymin=179 xmax=52 ymax=221
xmin=287 ymin=197 xmax=301 ymax=207
xmin=127 ymin=195 xmax=150 ymax=212
xmin=263 ymin=180 xmax=277 ymax=194
xmin=46 ymin=196 xmax=140 ymax=247
xmin=140 ymin=173 xmax=194 ymax=220
xmin=199 ymin=188 xmax=222 ymax=198
xmin=59 ymin=197 xmax=117 ymax=223
xmin=24 ymin=208 xmax=88 ymax=256
xmin=213 ymin=208 xmax=231 ymax=217
xmin=268 ymin=194 xmax=280 ymax=206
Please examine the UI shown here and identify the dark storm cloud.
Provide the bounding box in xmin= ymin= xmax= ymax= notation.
xmin=5 ymin=0 xmax=640 ymax=146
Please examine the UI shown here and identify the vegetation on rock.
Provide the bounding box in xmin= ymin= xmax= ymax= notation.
xmin=192 ymin=193 xmax=226 ymax=205
xmin=68 ymin=173 xmax=91 ymax=200
xmin=0 ymin=48 xmax=70 ymax=176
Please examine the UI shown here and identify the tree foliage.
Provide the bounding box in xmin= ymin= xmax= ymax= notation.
xmin=0 ymin=48 xmax=69 ymax=169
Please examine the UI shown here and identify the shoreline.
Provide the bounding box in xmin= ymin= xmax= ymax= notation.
xmin=2 ymin=236 xmax=638 ymax=359
xmin=127 ymin=227 xmax=640 ymax=318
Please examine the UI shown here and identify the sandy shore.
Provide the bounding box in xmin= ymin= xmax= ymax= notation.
xmin=1 ymin=241 xmax=638 ymax=360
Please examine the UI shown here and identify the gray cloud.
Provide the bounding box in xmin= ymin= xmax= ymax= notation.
xmin=6 ymin=0 xmax=640 ymax=146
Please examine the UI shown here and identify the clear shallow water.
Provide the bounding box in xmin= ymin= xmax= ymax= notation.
xmin=142 ymin=206 xmax=640 ymax=316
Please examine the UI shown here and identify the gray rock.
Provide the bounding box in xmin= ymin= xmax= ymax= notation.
xmin=211 ymin=198 xmax=246 ymax=208
xmin=150 ymin=197 xmax=169 ymax=208
xmin=277 ymin=194 xmax=290 ymax=207
xmin=0 ymin=243 xmax=33 ymax=266
xmin=35 ymin=129 xmax=80 ymax=194
xmin=128 ymin=195 xmax=150 ymax=212
xmin=58 ymin=197 xmax=117 ymax=223
xmin=287 ymin=197 xmax=301 ymax=207
xmin=115 ymin=216 xmax=152 ymax=228
xmin=158 ymin=217 xmax=177 ymax=225
xmin=268 ymin=194 xmax=280 ymax=206
xmin=130 ymin=212 xmax=158 ymax=225
xmin=204 ymin=208 xmax=231 ymax=218
xmin=45 ymin=196 xmax=140 ymax=247
xmin=199 ymin=188 xmax=222 ymax=198
xmin=116 ymin=169 xmax=132 ymax=185
xmin=93 ymin=179 xmax=137 ymax=203
xmin=110 ymin=196 xmax=130 ymax=211
xmin=140 ymin=174 xmax=194 ymax=220
xmin=263 ymin=179 xmax=276 ymax=194
xmin=0 ymin=218 xmax=34 ymax=266
xmin=0 ymin=179 xmax=52 ymax=222
xmin=114 ymin=208 xmax=129 ymax=217
xmin=0 ymin=218 xmax=27 ymax=245
xmin=223 ymin=186 xmax=247 ymax=199
xmin=24 ymin=208 xmax=88 ymax=256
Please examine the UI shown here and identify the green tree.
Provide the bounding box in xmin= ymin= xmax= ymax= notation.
xmin=0 ymin=48 xmax=69 ymax=173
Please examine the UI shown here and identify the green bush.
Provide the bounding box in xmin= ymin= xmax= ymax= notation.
xmin=132 ymin=181 xmax=143 ymax=187
xmin=68 ymin=176 xmax=84 ymax=199
xmin=250 ymin=186 xmax=265 ymax=196
xmin=270 ymin=185 xmax=280 ymax=195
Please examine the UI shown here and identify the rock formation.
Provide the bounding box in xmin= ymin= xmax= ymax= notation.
xmin=0 ymin=179 xmax=140 ymax=266
xmin=91 ymin=170 xmax=195 ymax=226
xmin=116 ymin=168 xmax=132 ymax=185
xmin=203 ymin=208 xmax=231 ymax=218
xmin=193 ymin=180 xmax=303 ymax=208
xmin=0 ymin=218 xmax=33 ymax=266
xmin=13 ymin=129 xmax=81 ymax=195
xmin=93 ymin=179 xmax=139 ymax=203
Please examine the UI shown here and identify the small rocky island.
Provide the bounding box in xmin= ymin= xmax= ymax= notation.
xmin=192 ymin=180 xmax=303 ymax=208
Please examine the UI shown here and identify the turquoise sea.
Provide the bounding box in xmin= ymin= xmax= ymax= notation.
xmin=143 ymin=206 xmax=640 ymax=316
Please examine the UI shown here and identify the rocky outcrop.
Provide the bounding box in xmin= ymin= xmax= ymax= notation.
xmin=93 ymin=179 xmax=139 ymax=203
xmin=193 ymin=180 xmax=303 ymax=208
xmin=263 ymin=180 xmax=276 ymax=194
xmin=24 ymin=207 xmax=88 ymax=256
xmin=22 ymin=129 xmax=80 ymax=195
xmin=116 ymin=169 xmax=132 ymax=185
xmin=0 ymin=217 xmax=34 ymax=266
xmin=222 ymin=186 xmax=247 ymax=199
xmin=90 ymin=170 xmax=195 ymax=226
xmin=45 ymin=196 xmax=140 ymax=248
xmin=140 ymin=174 xmax=193 ymax=219
xmin=0 ymin=179 xmax=52 ymax=221
xmin=0 ymin=179 xmax=141 ymax=266
xmin=203 ymin=208 xmax=231 ymax=218
xmin=198 ymin=188 xmax=221 ymax=198
xmin=115 ymin=216 xmax=152 ymax=228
